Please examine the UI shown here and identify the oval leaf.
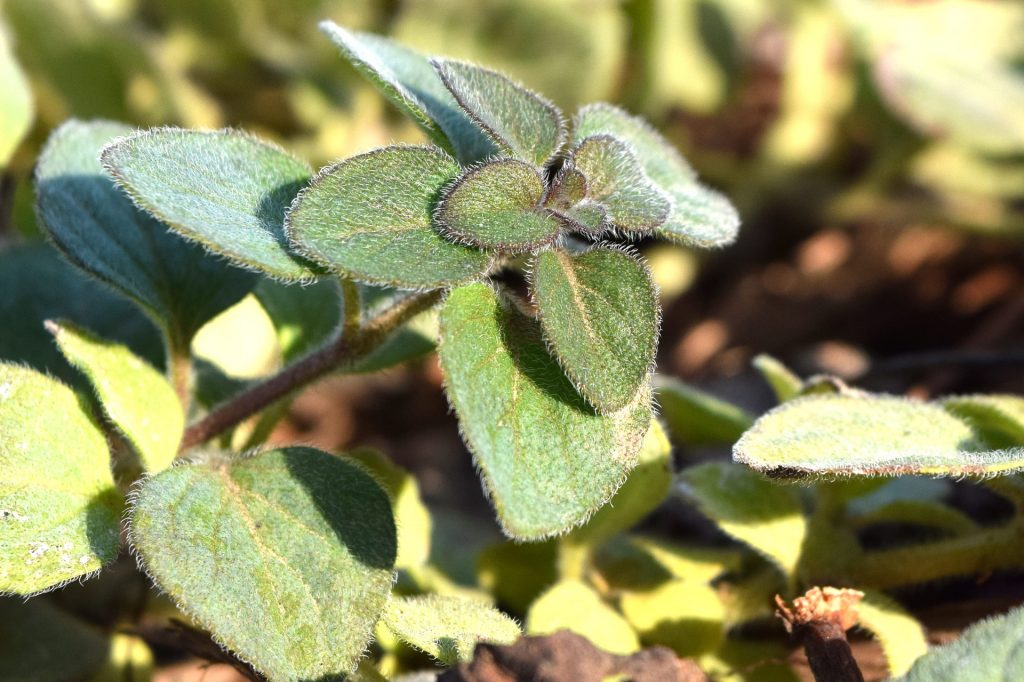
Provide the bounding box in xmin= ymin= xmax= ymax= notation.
xmin=129 ymin=447 xmax=397 ymax=680
xmin=733 ymin=394 xmax=1024 ymax=477
xmin=436 ymin=159 xmax=560 ymax=251
xmin=656 ymin=378 xmax=754 ymax=446
xmin=49 ymin=321 xmax=183 ymax=474
xmin=36 ymin=120 xmax=256 ymax=347
xmin=286 ymin=145 xmax=492 ymax=289
xmin=0 ymin=364 xmax=123 ymax=595
xmin=574 ymin=104 xmax=740 ymax=247
xmin=433 ymin=58 xmax=565 ymax=166
xmin=532 ymin=247 xmax=658 ymax=413
xmin=570 ymin=135 xmax=671 ymax=235
xmin=526 ymin=581 xmax=639 ymax=655
xmin=319 ymin=21 xmax=495 ymax=165
xmin=383 ymin=594 xmax=520 ymax=664
xmin=101 ymin=127 xmax=316 ymax=281
xmin=439 ymin=283 xmax=652 ymax=539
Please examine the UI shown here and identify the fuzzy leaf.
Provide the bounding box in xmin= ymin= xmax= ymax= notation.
xmin=0 ymin=243 xmax=164 ymax=387
xmin=532 ymin=247 xmax=658 ymax=413
xmin=752 ymin=354 xmax=803 ymax=403
xmin=438 ymin=283 xmax=652 ymax=539
xmin=527 ymin=581 xmax=639 ymax=655
xmin=129 ymin=447 xmax=396 ymax=680
xmin=433 ymin=58 xmax=565 ymax=166
xmin=49 ymin=321 xmax=182 ymax=474
xmin=436 ymin=159 xmax=560 ymax=251
xmin=254 ymin=278 xmax=341 ymax=363
xmin=733 ymin=394 xmax=1024 ymax=477
xmin=941 ymin=395 xmax=1024 ymax=450
xmin=0 ymin=364 xmax=123 ymax=595
xmin=566 ymin=420 xmax=672 ymax=546
xmin=286 ymin=145 xmax=491 ymax=289
xmin=677 ymin=462 xmax=807 ymax=577
xmin=892 ymin=603 xmax=1024 ymax=681
xmin=36 ymin=120 xmax=256 ymax=346
xmin=856 ymin=590 xmax=928 ymax=677
xmin=656 ymin=379 xmax=755 ymax=446
xmin=0 ymin=597 xmax=109 ymax=680
xmin=319 ymin=21 xmax=494 ymax=165
xmin=383 ymin=594 xmax=520 ymax=664
xmin=619 ymin=580 xmax=725 ymax=657
xmin=0 ymin=26 xmax=32 ymax=167
xmin=574 ymin=104 xmax=740 ymax=247
xmin=101 ymin=127 xmax=316 ymax=280
xmin=570 ymin=135 xmax=671 ymax=235
xmin=552 ymin=200 xmax=609 ymax=235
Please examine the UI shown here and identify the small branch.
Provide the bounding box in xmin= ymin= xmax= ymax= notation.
xmin=178 ymin=289 xmax=442 ymax=452
xmin=339 ymin=276 xmax=362 ymax=339
xmin=776 ymin=587 xmax=865 ymax=682
xmin=168 ymin=349 xmax=193 ymax=414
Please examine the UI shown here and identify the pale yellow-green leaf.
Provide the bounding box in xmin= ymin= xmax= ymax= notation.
xmin=92 ymin=633 xmax=154 ymax=682
xmin=856 ymin=589 xmax=928 ymax=678
xmin=527 ymin=580 xmax=639 ymax=655
xmin=619 ymin=580 xmax=725 ymax=657
xmin=383 ymin=594 xmax=520 ymax=664
xmin=941 ymin=395 xmax=1024 ymax=450
xmin=0 ymin=24 xmax=32 ymax=167
xmin=477 ymin=540 xmax=558 ymax=615
xmin=751 ymin=354 xmax=803 ymax=403
xmin=49 ymin=321 xmax=183 ymax=474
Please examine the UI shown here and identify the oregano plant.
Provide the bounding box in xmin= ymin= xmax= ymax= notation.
xmin=1 ymin=20 xmax=739 ymax=680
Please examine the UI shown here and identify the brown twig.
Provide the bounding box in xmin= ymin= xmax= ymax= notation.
xmin=776 ymin=587 xmax=865 ymax=682
xmin=178 ymin=289 xmax=442 ymax=453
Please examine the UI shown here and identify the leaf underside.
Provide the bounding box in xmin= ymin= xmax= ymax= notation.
xmin=438 ymin=283 xmax=652 ymax=539
xmin=129 ymin=447 xmax=397 ymax=681
xmin=287 ymin=145 xmax=491 ymax=290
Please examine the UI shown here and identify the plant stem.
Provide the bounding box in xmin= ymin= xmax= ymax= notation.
xmin=178 ymin=289 xmax=443 ymax=453
xmin=339 ymin=276 xmax=362 ymax=339
xmin=169 ymin=347 xmax=193 ymax=414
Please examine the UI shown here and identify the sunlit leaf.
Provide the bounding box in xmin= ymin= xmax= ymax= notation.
xmin=383 ymin=594 xmax=520 ymax=664
xmin=619 ymin=580 xmax=725 ymax=657
xmin=0 ymin=24 xmax=32 ymax=167
xmin=526 ymin=581 xmax=639 ymax=655
xmin=856 ymin=590 xmax=928 ymax=677
xmin=752 ymin=354 xmax=803 ymax=403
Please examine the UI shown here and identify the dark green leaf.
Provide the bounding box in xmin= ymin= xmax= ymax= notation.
xmin=320 ymin=21 xmax=495 ymax=164
xmin=570 ymin=135 xmax=671 ymax=235
xmin=36 ymin=120 xmax=256 ymax=348
xmin=436 ymin=159 xmax=561 ymax=251
xmin=438 ymin=284 xmax=652 ymax=539
xmin=656 ymin=378 xmax=754 ymax=445
xmin=0 ymin=364 xmax=123 ymax=595
xmin=574 ymin=104 xmax=740 ymax=247
xmin=0 ymin=597 xmax=109 ymax=680
xmin=286 ymin=145 xmax=492 ymax=289
xmin=532 ymin=247 xmax=658 ymax=413
xmin=130 ymin=447 xmax=396 ymax=680
xmin=941 ymin=395 xmax=1024 ymax=449
xmin=101 ymin=126 xmax=316 ymax=281
xmin=433 ymin=58 xmax=565 ymax=165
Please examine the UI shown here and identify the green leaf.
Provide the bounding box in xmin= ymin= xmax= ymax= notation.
xmin=848 ymin=500 xmax=977 ymax=536
xmin=350 ymin=285 xmax=439 ymax=373
xmin=619 ymin=580 xmax=725 ymax=657
xmin=129 ymin=447 xmax=396 ymax=680
xmin=941 ymin=395 xmax=1024 ymax=450
xmin=0 ymin=364 xmax=123 ymax=595
xmin=532 ymin=247 xmax=659 ymax=413
xmin=254 ymin=278 xmax=342 ymax=363
xmin=570 ymin=135 xmax=671 ymax=235
xmin=566 ymin=420 xmax=672 ymax=546
xmin=438 ymin=284 xmax=652 ymax=539
xmin=101 ymin=127 xmax=316 ymax=281
xmin=319 ymin=21 xmax=495 ymax=165
xmin=0 ymin=597 xmax=109 ymax=680
xmin=433 ymin=58 xmax=565 ymax=166
xmin=436 ymin=159 xmax=561 ymax=251
xmin=286 ymin=145 xmax=492 ymax=289
xmin=526 ymin=580 xmax=639 ymax=655
xmin=0 ymin=243 xmax=164 ymax=387
xmin=855 ymin=590 xmax=928 ymax=677
xmin=383 ymin=594 xmax=520 ymax=664
xmin=574 ymin=104 xmax=740 ymax=247
xmin=677 ymin=462 xmax=807 ymax=577
xmin=752 ymin=354 xmax=803 ymax=403
xmin=656 ymin=378 xmax=754 ymax=445
xmin=892 ymin=603 xmax=1024 ymax=682
xmin=36 ymin=120 xmax=256 ymax=348
xmin=48 ymin=321 xmax=182 ymax=474
xmin=0 ymin=25 xmax=32 ymax=167
xmin=477 ymin=540 xmax=558 ymax=615
xmin=733 ymin=394 xmax=1024 ymax=478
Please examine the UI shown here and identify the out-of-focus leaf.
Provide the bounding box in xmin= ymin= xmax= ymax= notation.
xmin=383 ymin=594 xmax=520 ymax=664
xmin=856 ymin=590 xmax=928 ymax=677
xmin=941 ymin=395 xmax=1024 ymax=450
xmin=254 ymin=278 xmax=342 ymax=363
xmin=752 ymin=354 xmax=803 ymax=403
xmin=526 ymin=580 xmax=639 ymax=655
xmin=619 ymin=580 xmax=725 ymax=657
xmin=0 ymin=24 xmax=32 ymax=167
xmin=477 ymin=540 xmax=558 ymax=616
xmin=0 ymin=597 xmax=109 ymax=680
xmin=657 ymin=378 xmax=754 ymax=446
xmin=678 ymin=462 xmax=807 ymax=577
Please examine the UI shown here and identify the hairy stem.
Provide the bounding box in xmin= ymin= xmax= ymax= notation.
xmin=339 ymin=276 xmax=362 ymax=339
xmin=168 ymin=347 xmax=193 ymax=415
xmin=178 ymin=289 xmax=443 ymax=453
